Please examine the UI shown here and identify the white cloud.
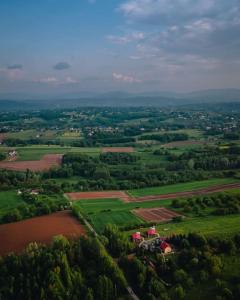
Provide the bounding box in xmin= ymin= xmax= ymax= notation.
xmin=119 ymin=0 xmax=220 ymax=23
xmin=107 ymin=32 xmax=144 ymax=44
xmin=35 ymin=77 xmax=58 ymax=84
xmin=0 ymin=67 xmax=24 ymax=80
xmin=65 ymin=76 xmax=79 ymax=84
xmin=112 ymin=72 xmax=141 ymax=83
xmin=33 ymin=76 xmax=80 ymax=85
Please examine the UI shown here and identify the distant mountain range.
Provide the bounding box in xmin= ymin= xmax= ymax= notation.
xmin=0 ymin=89 xmax=240 ymax=110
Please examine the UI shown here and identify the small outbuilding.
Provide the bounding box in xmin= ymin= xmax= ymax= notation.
xmin=132 ymin=232 xmax=142 ymax=243
xmin=160 ymin=241 xmax=172 ymax=254
xmin=147 ymin=226 xmax=158 ymax=238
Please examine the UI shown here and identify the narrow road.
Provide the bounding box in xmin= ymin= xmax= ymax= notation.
xmin=75 ymin=210 xmax=140 ymax=300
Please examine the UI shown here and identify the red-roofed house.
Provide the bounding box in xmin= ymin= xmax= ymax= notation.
xmin=160 ymin=241 xmax=172 ymax=254
xmin=147 ymin=226 xmax=158 ymax=238
xmin=132 ymin=232 xmax=142 ymax=243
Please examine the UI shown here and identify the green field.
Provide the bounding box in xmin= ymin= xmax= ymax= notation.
xmin=156 ymin=215 xmax=240 ymax=237
xmin=128 ymin=178 xmax=239 ymax=197
xmin=126 ymin=214 xmax=240 ymax=238
xmin=0 ymin=191 xmax=23 ymax=216
xmin=6 ymin=130 xmax=38 ymax=140
xmin=88 ymin=210 xmax=144 ymax=233
xmin=13 ymin=146 xmax=101 ymax=161
xmin=73 ymin=197 xmax=174 ymax=233
xmin=74 ymin=198 xmax=173 ymax=214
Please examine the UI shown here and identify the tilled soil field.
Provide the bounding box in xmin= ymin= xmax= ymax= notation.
xmin=0 ymin=154 xmax=63 ymax=171
xmin=66 ymin=191 xmax=130 ymax=201
xmin=0 ymin=211 xmax=85 ymax=256
xmin=133 ymin=207 xmax=182 ymax=222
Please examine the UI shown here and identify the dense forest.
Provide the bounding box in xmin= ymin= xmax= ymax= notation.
xmin=0 ymin=235 xmax=127 ymax=300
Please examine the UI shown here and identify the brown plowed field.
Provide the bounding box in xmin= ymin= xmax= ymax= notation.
xmin=133 ymin=207 xmax=182 ymax=222
xmin=0 ymin=154 xmax=63 ymax=171
xmin=102 ymin=147 xmax=134 ymax=153
xmin=66 ymin=191 xmax=130 ymax=201
xmin=163 ymin=140 xmax=207 ymax=148
xmin=128 ymin=183 xmax=240 ymax=202
xmin=0 ymin=211 xmax=85 ymax=256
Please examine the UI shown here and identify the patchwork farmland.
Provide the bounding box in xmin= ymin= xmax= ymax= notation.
xmin=66 ymin=180 xmax=240 ymax=203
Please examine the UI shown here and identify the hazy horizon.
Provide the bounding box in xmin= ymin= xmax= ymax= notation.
xmin=1 ymin=0 xmax=240 ymax=97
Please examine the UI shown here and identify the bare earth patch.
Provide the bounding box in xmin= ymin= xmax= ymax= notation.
xmin=0 ymin=154 xmax=63 ymax=171
xmin=66 ymin=191 xmax=130 ymax=201
xmin=0 ymin=211 xmax=85 ymax=256
xmin=102 ymin=147 xmax=134 ymax=153
xmin=133 ymin=207 xmax=182 ymax=222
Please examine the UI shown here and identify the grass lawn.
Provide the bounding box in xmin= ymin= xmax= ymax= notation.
xmin=128 ymin=178 xmax=239 ymax=197
xmin=0 ymin=190 xmax=23 ymax=216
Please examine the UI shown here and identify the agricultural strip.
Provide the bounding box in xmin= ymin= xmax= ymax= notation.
xmin=0 ymin=154 xmax=62 ymax=171
xmin=128 ymin=178 xmax=239 ymax=197
xmin=0 ymin=211 xmax=85 ymax=256
xmin=67 ymin=179 xmax=240 ymax=203
xmin=102 ymin=147 xmax=135 ymax=153
xmin=12 ymin=146 xmax=100 ymax=161
xmin=133 ymin=207 xmax=182 ymax=222
xmin=66 ymin=191 xmax=130 ymax=201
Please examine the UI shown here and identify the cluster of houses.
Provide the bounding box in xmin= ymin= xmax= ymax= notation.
xmin=17 ymin=189 xmax=40 ymax=196
xmin=131 ymin=226 xmax=172 ymax=254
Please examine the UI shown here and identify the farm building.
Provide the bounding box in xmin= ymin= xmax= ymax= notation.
xmin=139 ymin=237 xmax=172 ymax=254
xmin=147 ymin=226 xmax=159 ymax=238
xmin=132 ymin=232 xmax=143 ymax=243
xmin=30 ymin=189 xmax=40 ymax=195
xmin=160 ymin=241 xmax=172 ymax=254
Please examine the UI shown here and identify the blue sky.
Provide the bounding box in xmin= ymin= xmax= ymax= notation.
xmin=0 ymin=0 xmax=240 ymax=96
